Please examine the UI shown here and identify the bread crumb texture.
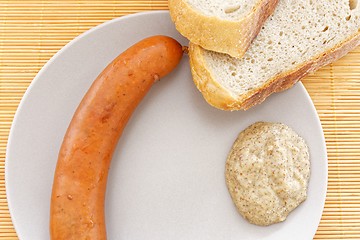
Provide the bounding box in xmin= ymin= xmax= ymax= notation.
xmin=206 ymin=0 xmax=360 ymax=96
xmin=225 ymin=122 xmax=310 ymax=226
xmin=185 ymin=0 xmax=258 ymax=20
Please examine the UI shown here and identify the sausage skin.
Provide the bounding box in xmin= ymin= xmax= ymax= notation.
xmin=50 ymin=36 xmax=183 ymax=240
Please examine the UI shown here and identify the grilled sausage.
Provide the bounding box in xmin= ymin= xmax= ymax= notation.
xmin=50 ymin=35 xmax=183 ymax=240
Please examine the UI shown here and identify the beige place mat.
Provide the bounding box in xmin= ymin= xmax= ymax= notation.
xmin=0 ymin=1 xmax=359 ymax=239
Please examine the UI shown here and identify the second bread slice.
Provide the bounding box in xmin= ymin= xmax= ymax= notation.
xmin=189 ymin=0 xmax=360 ymax=111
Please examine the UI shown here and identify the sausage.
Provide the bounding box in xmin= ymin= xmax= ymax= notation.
xmin=50 ymin=35 xmax=183 ymax=240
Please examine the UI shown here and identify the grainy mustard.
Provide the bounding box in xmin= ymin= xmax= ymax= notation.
xmin=225 ymin=122 xmax=310 ymax=226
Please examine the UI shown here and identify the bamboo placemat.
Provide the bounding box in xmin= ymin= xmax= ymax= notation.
xmin=0 ymin=1 xmax=359 ymax=239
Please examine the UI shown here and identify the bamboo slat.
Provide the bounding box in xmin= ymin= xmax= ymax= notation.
xmin=1 ymin=1 xmax=360 ymax=239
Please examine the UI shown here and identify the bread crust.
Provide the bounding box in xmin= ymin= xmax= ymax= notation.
xmin=169 ymin=0 xmax=279 ymax=58
xmin=189 ymin=31 xmax=360 ymax=111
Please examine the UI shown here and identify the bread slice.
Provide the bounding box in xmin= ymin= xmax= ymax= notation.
xmin=189 ymin=0 xmax=360 ymax=111
xmin=168 ymin=0 xmax=279 ymax=58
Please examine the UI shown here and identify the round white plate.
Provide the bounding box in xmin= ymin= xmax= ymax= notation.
xmin=6 ymin=11 xmax=327 ymax=240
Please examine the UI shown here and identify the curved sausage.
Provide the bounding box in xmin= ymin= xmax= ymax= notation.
xmin=50 ymin=35 xmax=183 ymax=240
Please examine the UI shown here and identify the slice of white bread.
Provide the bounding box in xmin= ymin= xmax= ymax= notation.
xmin=189 ymin=0 xmax=360 ymax=111
xmin=168 ymin=0 xmax=279 ymax=58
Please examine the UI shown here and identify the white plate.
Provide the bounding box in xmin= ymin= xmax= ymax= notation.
xmin=6 ymin=11 xmax=327 ymax=240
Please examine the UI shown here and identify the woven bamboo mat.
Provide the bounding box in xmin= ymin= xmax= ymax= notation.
xmin=0 ymin=1 xmax=359 ymax=239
